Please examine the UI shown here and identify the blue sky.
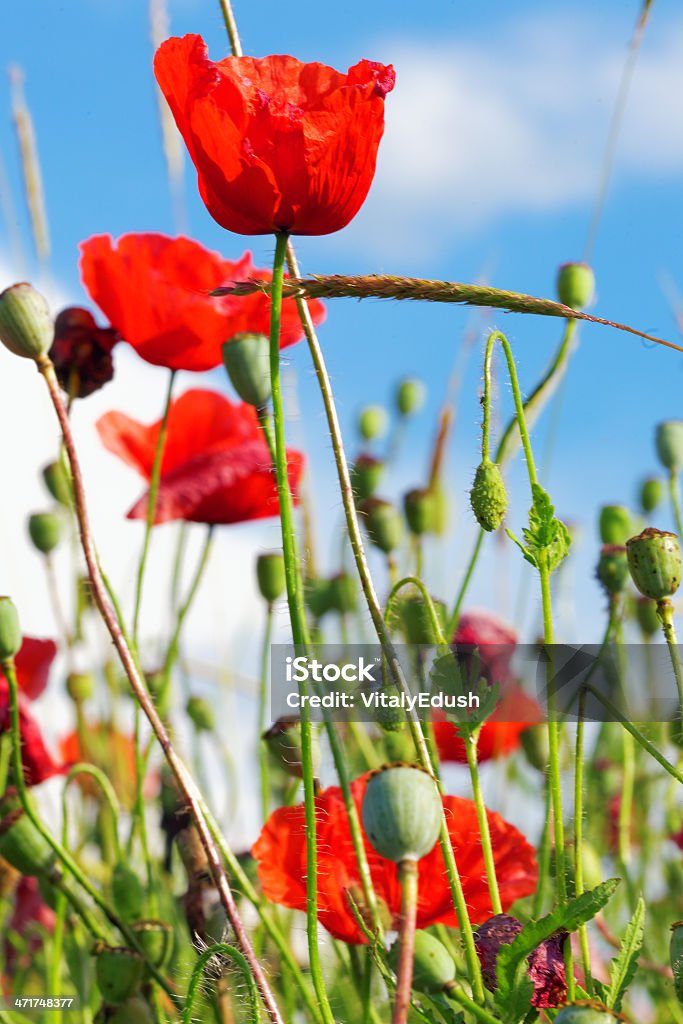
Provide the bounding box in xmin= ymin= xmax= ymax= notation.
xmin=1 ymin=0 xmax=683 ymax=650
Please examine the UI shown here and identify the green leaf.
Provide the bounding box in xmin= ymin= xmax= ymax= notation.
xmin=495 ymin=879 xmax=620 ymax=1000
xmin=509 ymin=484 xmax=571 ymax=575
xmin=429 ymin=651 xmax=500 ymax=726
xmin=606 ymin=896 xmax=645 ymax=1010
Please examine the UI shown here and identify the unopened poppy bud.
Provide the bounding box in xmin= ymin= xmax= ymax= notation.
xmin=305 ymin=577 xmax=334 ymax=619
xmin=0 ymin=282 xmax=53 ymax=360
xmin=256 ymin=551 xmax=286 ymax=604
xmin=358 ymin=405 xmax=388 ymax=442
xmin=671 ymin=920 xmax=683 ymax=1002
xmin=404 ymin=488 xmax=436 ymax=536
xmin=111 ymin=861 xmax=145 ymax=922
xmin=0 ymin=597 xmax=22 ymax=661
xmin=186 ymin=696 xmax=215 ymax=733
xmin=222 ymin=332 xmax=271 ymax=409
xmin=599 ymin=505 xmax=634 ymax=546
xmin=395 ymin=378 xmax=426 ymax=417
xmin=470 ymin=460 xmax=507 ymax=532
xmin=656 ymin=420 xmax=683 ymax=473
xmin=626 ymin=528 xmax=682 ymax=601
xmin=520 ymin=724 xmax=549 ymax=772
xmin=130 ymin=920 xmax=173 ymax=973
xmin=635 ymin=596 xmax=660 ymax=637
xmin=554 ymin=1004 xmax=619 ymax=1022
xmin=93 ymin=943 xmax=144 ymax=1005
xmin=361 ymin=764 xmax=441 ymax=863
xmin=264 ymin=716 xmax=320 ymax=779
xmin=596 ymin=545 xmax=629 ymax=596
xmin=66 ymin=672 xmax=95 ymax=703
xmin=42 ymin=460 xmax=72 ymax=507
xmin=350 ymin=454 xmax=384 ymax=502
xmin=639 ymin=476 xmax=664 ymax=513
xmin=387 ymin=929 xmax=455 ymax=993
xmin=27 ymin=511 xmax=62 ymax=555
xmin=328 ymin=573 xmax=357 ymax=615
xmin=396 ymin=593 xmax=446 ymax=645
xmin=107 ymin=996 xmax=156 ymax=1024
xmin=0 ymin=806 xmax=55 ymax=877
xmin=361 ymin=498 xmax=403 ymax=554
xmin=556 ymin=262 xmax=595 ymax=310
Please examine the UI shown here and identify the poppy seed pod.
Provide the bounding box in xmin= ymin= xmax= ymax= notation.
xmin=556 ymin=262 xmax=595 ymax=310
xmin=186 ymin=696 xmax=215 ymax=733
xmin=656 ymin=420 xmax=683 ymax=473
xmin=350 ymin=454 xmax=384 ymax=503
xmin=554 ymin=1004 xmax=620 ymax=1022
xmin=0 ymin=806 xmax=56 ymax=877
xmin=328 ymin=573 xmax=358 ymax=616
xmin=626 ymin=528 xmax=682 ymax=601
xmin=107 ymin=996 xmax=156 ymax=1024
xmin=387 ymin=929 xmax=455 ymax=992
xmin=222 ymin=333 xmax=271 ymax=409
xmin=470 ymin=460 xmax=508 ymax=532
xmin=361 ymin=764 xmax=442 ymax=863
xmin=66 ymin=672 xmax=95 ymax=704
xmin=256 ymin=552 xmax=286 ymax=605
xmin=396 ymin=378 xmax=426 ymax=417
xmin=361 ymin=498 xmax=403 ymax=554
xmin=264 ymin=717 xmax=320 ymax=779
xmin=27 ymin=512 xmax=62 ymax=555
xmin=0 ymin=596 xmax=22 ymax=661
xmin=358 ymin=405 xmax=388 ymax=442
xmin=111 ymin=861 xmax=145 ymax=922
xmin=599 ymin=505 xmax=633 ymax=546
xmin=596 ymin=545 xmax=629 ymax=596
xmin=0 ymin=282 xmax=53 ymax=360
xmin=42 ymin=460 xmax=72 ymax=507
xmin=404 ymin=488 xmax=436 ymax=536
xmin=93 ymin=943 xmax=144 ymax=1005
xmin=671 ymin=920 xmax=683 ymax=1002
xmin=639 ymin=476 xmax=664 ymax=514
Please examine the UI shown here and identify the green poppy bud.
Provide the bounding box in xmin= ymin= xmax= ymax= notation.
xmin=221 ymin=333 xmax=271 ymax=409
xmin=395 ymin=378 xmax=426 ymax=418
xmin=0 ymin=597 xmax=22 ymax=662
xmin=369 ymin=684 xmax=406 ymax=733
xmin=635 ymin=596 xmax=660 ymax=637
xmin=671 ymin=920 xmax=683 ymax=1002
xmin=520 ymin=724 xmax=549 ymax=772
xmin=111 ymin=861 xmax=146 ymax=922
xmin=305 ymin=577 xmax=334 ymax=619
xmin=556 ymin=262 xmax=595 ymax=310
xmin=387 ymin=929 xmax=455 ymax=993
xmin=328 ymin=573 xmax=357 ymax=615
xmin=0 ymin=806 xmax=55 ymax=877
xmin=186 ymin=696 xmax=215 ymax=733
xmin=656 ymin=420 xmax=683 ymax=473
xmin=42 ymin=459 xmax=72 ymax=507
xmin=470 ymin=460 xmax=507 ymax=532
xmin=0 ymin=282 xmax=53 ymax=360
xmin=554 ymin=1004 xmax=619 ymax=1022
xmin=361 ymin=764 xmax=442 ymax=863
xmin=639 ymin=476 xmax=664 ymax=514
xmin=360 ymin=498 xmax=403 ymax=554
xmin=350 ymin=454 xmax=384 ymax=503
xmin=93 ymin=943 xmax=144 ymax=1005
xmin=358 ymin=405 xmax=388 ymax=442
xmin=626 ymin=528 xmax=682 ymax=601
xmin=66 ymin=672 xmax=95 ymax=703
xmin=596 ymin=545 xmax=629 ymax=596
xmin=107 ymin=996 xmax=156 ymax=1024
xmin=256 ymin=551 xmax=286 ymax=604
xmin=396 ymin=593 xmax=446 ymax=645
xmin=129 ymin=920 xmax=173 ymax=974
xmin=264 ymin=716 xmax=320 ymax=779
xmin=27 ymin=511 xmax=62 ymax=555
xmin=599 ymin=505 xmax=633 ymax=546
xmin=404 ymin=488 xmax=436 ymax=536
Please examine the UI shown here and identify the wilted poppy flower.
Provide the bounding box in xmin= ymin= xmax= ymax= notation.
xmin=80 ymin=233 xmax=324 ymax=372
xmin=9 ymin=637 xmax=58 ymax=702
xmin=0 ymin=690 xmax=64 ymax=786
xmin=49 ymin=307 xmax=118 ymax=398
xmin=475 ymin=913 xmax=568 ymax=1009
xmin=97 ymin=388 xmax=304 ymax=526
xmin=433 ymin=685 xmax=544 ymax=764
xmin=252 ymin=772 xmax=537 ymax=944
xmin=154 ymin=37 xmax=395 ymax=236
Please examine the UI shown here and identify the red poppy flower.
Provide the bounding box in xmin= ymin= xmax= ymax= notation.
xmin=476 ymin=914 xmax=568 ymax=1009
xmin=49 ymin=307 xmax=118 ymax=398
xmin=433 ymin=685 xmax=544 ymax=764
xmin=453 ymin=609 xmax=518 ymax=687
xmin=97 ymin=388 xmax=304 ymax=526
xmin=153 ymin=37 xmax=395 ymax=236
xmin=10 ymin=638 xmax=58 ymax=702
xmin=252 ymin=772 xmax=537 ymax=944
xmin=80 ymin=233 xmax=324 ymax=372
xmin=0 ymin=690 xmax=64 ymax=787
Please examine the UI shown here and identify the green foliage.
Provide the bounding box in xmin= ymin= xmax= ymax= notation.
xmin=507 ymin=484 xmax=571 ymax=574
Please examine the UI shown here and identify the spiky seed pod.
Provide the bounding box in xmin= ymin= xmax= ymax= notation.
xmin=470 ymin=460 xmax=507 ymax=532
xmin=626 ymin=528 xmax=682 ymax=601
xmin=361 ymin=764 xmax=442 ymax=863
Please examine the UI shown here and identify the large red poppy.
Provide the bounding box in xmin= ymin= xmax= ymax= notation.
xmin=80 ymin=233 xmax=324 ymax=371
xmin=97 ymin=388 xmax=304 ymax=526
xmin=153 ymin=38 xmax=395 ymax=236
xmin=10 ymin=638 xmax=57 ymax=702
xmin=252 ymin=772 xmax=537 ymax=944
xmin=433 ymin=685 xmax=545 ymax=764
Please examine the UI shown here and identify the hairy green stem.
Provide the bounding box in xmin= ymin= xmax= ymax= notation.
xmin=183 ymin=943 xmax=259 ymax=1024
xmin=258 ymin=602 xmax=274 ymax=823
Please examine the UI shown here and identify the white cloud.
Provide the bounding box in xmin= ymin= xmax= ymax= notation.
xmin=342 ymin=13 xmax=683 ymax=257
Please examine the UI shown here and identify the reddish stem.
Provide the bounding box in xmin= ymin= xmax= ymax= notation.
xmin=393 ymin=859 xmax=419 ymax=1024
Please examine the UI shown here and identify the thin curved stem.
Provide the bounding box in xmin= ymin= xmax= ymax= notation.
xmin=258 ymin=602 xmax=274 ymax=823
xmin=62 ymin=763 xmax=123 ymax=862
xmin=183 ymin=943 xmax=259 ymax=1024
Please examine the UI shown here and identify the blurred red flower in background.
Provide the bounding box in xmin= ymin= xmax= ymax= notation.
xmin=252 ymin=772 xmax=537 ymax=944
xmin=154 ymin=38 xmax=395 ymax=236
xmin=80 ymin=233 xmax=324 ymax=371
xmin=3 ymin=877 xmax=55 ymax=977
xmin=9 ymin=638 xmax=57 ymax=702
xmin=97 ymin=388 xmax=304 ymax=526
xmin=0 ymin=639 xmax=61 ymax=787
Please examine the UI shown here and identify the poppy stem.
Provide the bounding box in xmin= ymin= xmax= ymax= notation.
xmin=34 ymin=354 xmax=283 ymax=1024
xmin=574 ymin=691 xmax=593 ymax=995
xmin=463 ymin=730 xmax=503 ymax=915
xmin=393 ymin=859 xmax=419 ymax=1024
xmin=258 ymin=601 xmax=274 ymax=823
